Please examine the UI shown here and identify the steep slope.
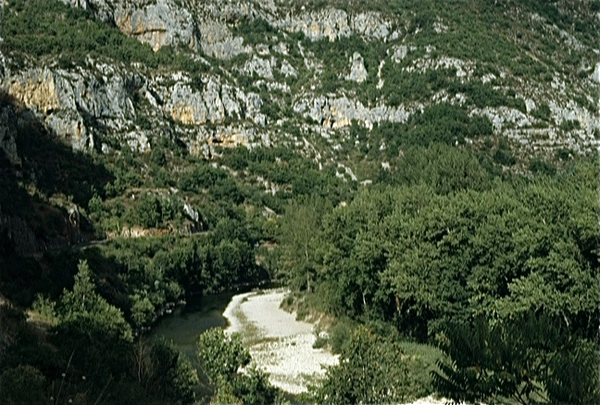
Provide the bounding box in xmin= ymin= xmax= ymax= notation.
xmin=0 ymin=1 xmax=598 ymax=403
xmin=1 ymin=0 xmax=598 ymax=166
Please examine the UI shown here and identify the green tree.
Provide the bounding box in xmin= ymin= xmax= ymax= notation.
xmin=134 ymin=194 xmax=162 ymax=228
xmin=151 ymin=147 xmax=167 ymax=168
xmin=0 ymin=365 xmax=47 ymax=404
xmin=196 ymin=328 xmax=250 ymax=385
xmin=146 ymin=338 xmax=199 ymax=404
xmin=433 ymin=313 xmax=599 ymax=405
xmin=211 ymin=377 xmax=243 ymax=405
xmin=279 ymin=196 xmax=329 ymax=293
xmin=313 ymin=326 xmax=408 ymax=404
xmin=196 ymin=329 xmax=280 ymax=405
xmin=232 ymin=366 xmax=278 ymax=405
xmin=53 ymin=261 xmax=133 ymax=382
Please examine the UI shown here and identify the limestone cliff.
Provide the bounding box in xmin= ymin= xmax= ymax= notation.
xmin=1 ymin=0 xmax=598 ymax=162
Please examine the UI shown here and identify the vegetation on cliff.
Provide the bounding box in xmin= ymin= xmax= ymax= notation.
xmin=0 ymin=0 xmax=598 ymax=403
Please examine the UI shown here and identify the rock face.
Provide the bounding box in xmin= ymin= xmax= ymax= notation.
xmin=346 ymin=52 xmax=368 ymax=83
xmin=0 ymin=54 xmax=272 ymax=153
xmin=275 ymin=8 xmax=392 ymax=41
xmin=391 ymin=45 xmax=409 ymax=62
xmin=2 ymin=0 xmax=598 ymax=162
xmin=280 ymin=60 xmax=298 ymax=77
xmin=592 ymin=63 xmax=600 ymax=84
xmin=168 ymin=80 xmax=226 ymax=125
xmin=165 ymin=76 xmax=263 ymax=127
xmin=3 ymin=68 xmax=94 ymax=150
xmin=1 ymin=64 xmax=146 ymax=150
xmin=114 ymin=0 xmax=200 ymax=52
xmin=350 ymin=11 xmax=391 ymax=39
xmin=277 ymin=8 xmax=351 ymax=41
xmin=199 ymin=21 xmax=249 ymax=59
xmin=295 ymin=96 xmax=413 ymax=129
xmin=243 ymin=56 xmax=275 ymax=79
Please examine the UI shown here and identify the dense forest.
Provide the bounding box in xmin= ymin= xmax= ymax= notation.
xmin=1 ymin=0 xmax=599 ymax=403
xmin=279 ymin=155 xmax=599 ymax=404
xmin=2 ymin=97 xmax=597 ymax=402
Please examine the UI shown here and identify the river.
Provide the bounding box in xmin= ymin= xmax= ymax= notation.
xmin=152 ymin=289 xmax=445 ymax=404
xmin=151 ymin=288 xmax=338 ymax=394
xmin=150 ymin=292 xmax=233 ymax=366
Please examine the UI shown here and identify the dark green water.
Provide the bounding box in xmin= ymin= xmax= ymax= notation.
xmin=150 ymin=292 xmax=235 ymax=362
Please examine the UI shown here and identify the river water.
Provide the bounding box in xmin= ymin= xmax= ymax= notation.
xmin=151 ymin=289 xmax=339 ymax=394
xmin=150 ymin=292 xmax=233 ymax=364
xmin=151 ymin=289 xmax=445 ymax=403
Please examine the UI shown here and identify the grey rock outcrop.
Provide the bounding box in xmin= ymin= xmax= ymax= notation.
xmin=391 ymin=45 xmax=408 ymax=62
xmin=275 ymin=8 xmax=391 ymax=42
xmin=243 ymin=56 xmax=275 ymax=79
xmin=296 ymin=95 xmax=412 ymax=129
xmin=167 ymin=79 xmax=225 ymax=125
xmin=477 ymin=107 xmax=531 ymax=132
xmin=114 ymin=0 xmax=200 ymax=52
xmin=59 ymin=0 xmax=114 ymax=22
xmin=2 ymin=68 xmax=91 ymax=149
xmin=548 ymin=99 xmax=600 ymax=133
xmin=199 ymin=21 xmax=249 ymax=59
xmin=277 ymin=8 xmax=351 ymax=41
xmin=164 ymin=75 xmax=263 ymax=128
xmin=592 ymin=63 xmax=600 ymax=84
xmin=280 ymin=60 xmax=298 ymax=77
xmin=350 ymin=12 xmax=390 ymax=39
xmin=346 ymin=52 xmax=368 ymax=83
xmin=60 ymin=0 xmax=200 ymax=51
xmin=1 ymin=64 xmax=142 ymax=150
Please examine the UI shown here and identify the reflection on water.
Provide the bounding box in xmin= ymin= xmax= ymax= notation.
xmin=150 ymin=292 xmax=235 ymax=362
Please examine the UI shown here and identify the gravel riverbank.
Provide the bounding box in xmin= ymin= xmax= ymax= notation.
xmin=223 ymin=289 xmax=338 ymax=394
xmin=222 ymin=289 xmax=450 ymax=405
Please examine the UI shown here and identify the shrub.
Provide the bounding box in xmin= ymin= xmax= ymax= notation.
xmin=560 ymin=119 xmax=581 ymax=132
xmin=179 ymin=164 xmax=227 ymax=193
xmin=532 ymin=103 xmax=552 ymax=121
xmin=529 ymin=158 xmax=556 ymax=176
xmin=0 ymin=365 xmax=47 ymax=404
xmin=196 ymin=329 xmax=250 ymax=384
xmin=134 ymin=194 xmax=162 ymax=227
xmin=328 ymin=319 xmax=354 ymax=354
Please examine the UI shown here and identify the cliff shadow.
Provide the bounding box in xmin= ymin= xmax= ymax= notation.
xmin=0 ymin=89 xmax=113 ymax=306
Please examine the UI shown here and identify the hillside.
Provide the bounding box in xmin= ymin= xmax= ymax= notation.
xmin=0 ymin=0 xmax=598 ymax=404
xmin=2 ymin=0 xmax=599 ymax=158
xmin=0 ymin=0 xmax=598 ymax=247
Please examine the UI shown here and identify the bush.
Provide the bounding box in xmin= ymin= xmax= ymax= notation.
xmin=196 ymin=329 xmax=250 ymax=384
xmin=532 ymin=103 xmax=552 ymax=121
xmin=529 ymin=158 xmax=556 ymax=176
xmin=313 ymin=326 xmax=409 ymax=404
xmin=328 ymin=319 xmax=354 ymax=354
xmin=0 ymin=365 xmax=47 ymax=404
xmin=493 ymin=139 xmax=516 ymax=166
xmin=134 ymin=194 xmax=162 ymax=228
xmin=560 ymin=119 xmax=581 ymax=132
xmin=179 ymin=164 xmax=228 ymax=193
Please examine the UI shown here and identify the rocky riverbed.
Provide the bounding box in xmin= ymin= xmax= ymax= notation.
xmin=223 ymin=289 xmax=339 ymax=394
xmin=222 ymin=289 xmax=450 ymax=405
